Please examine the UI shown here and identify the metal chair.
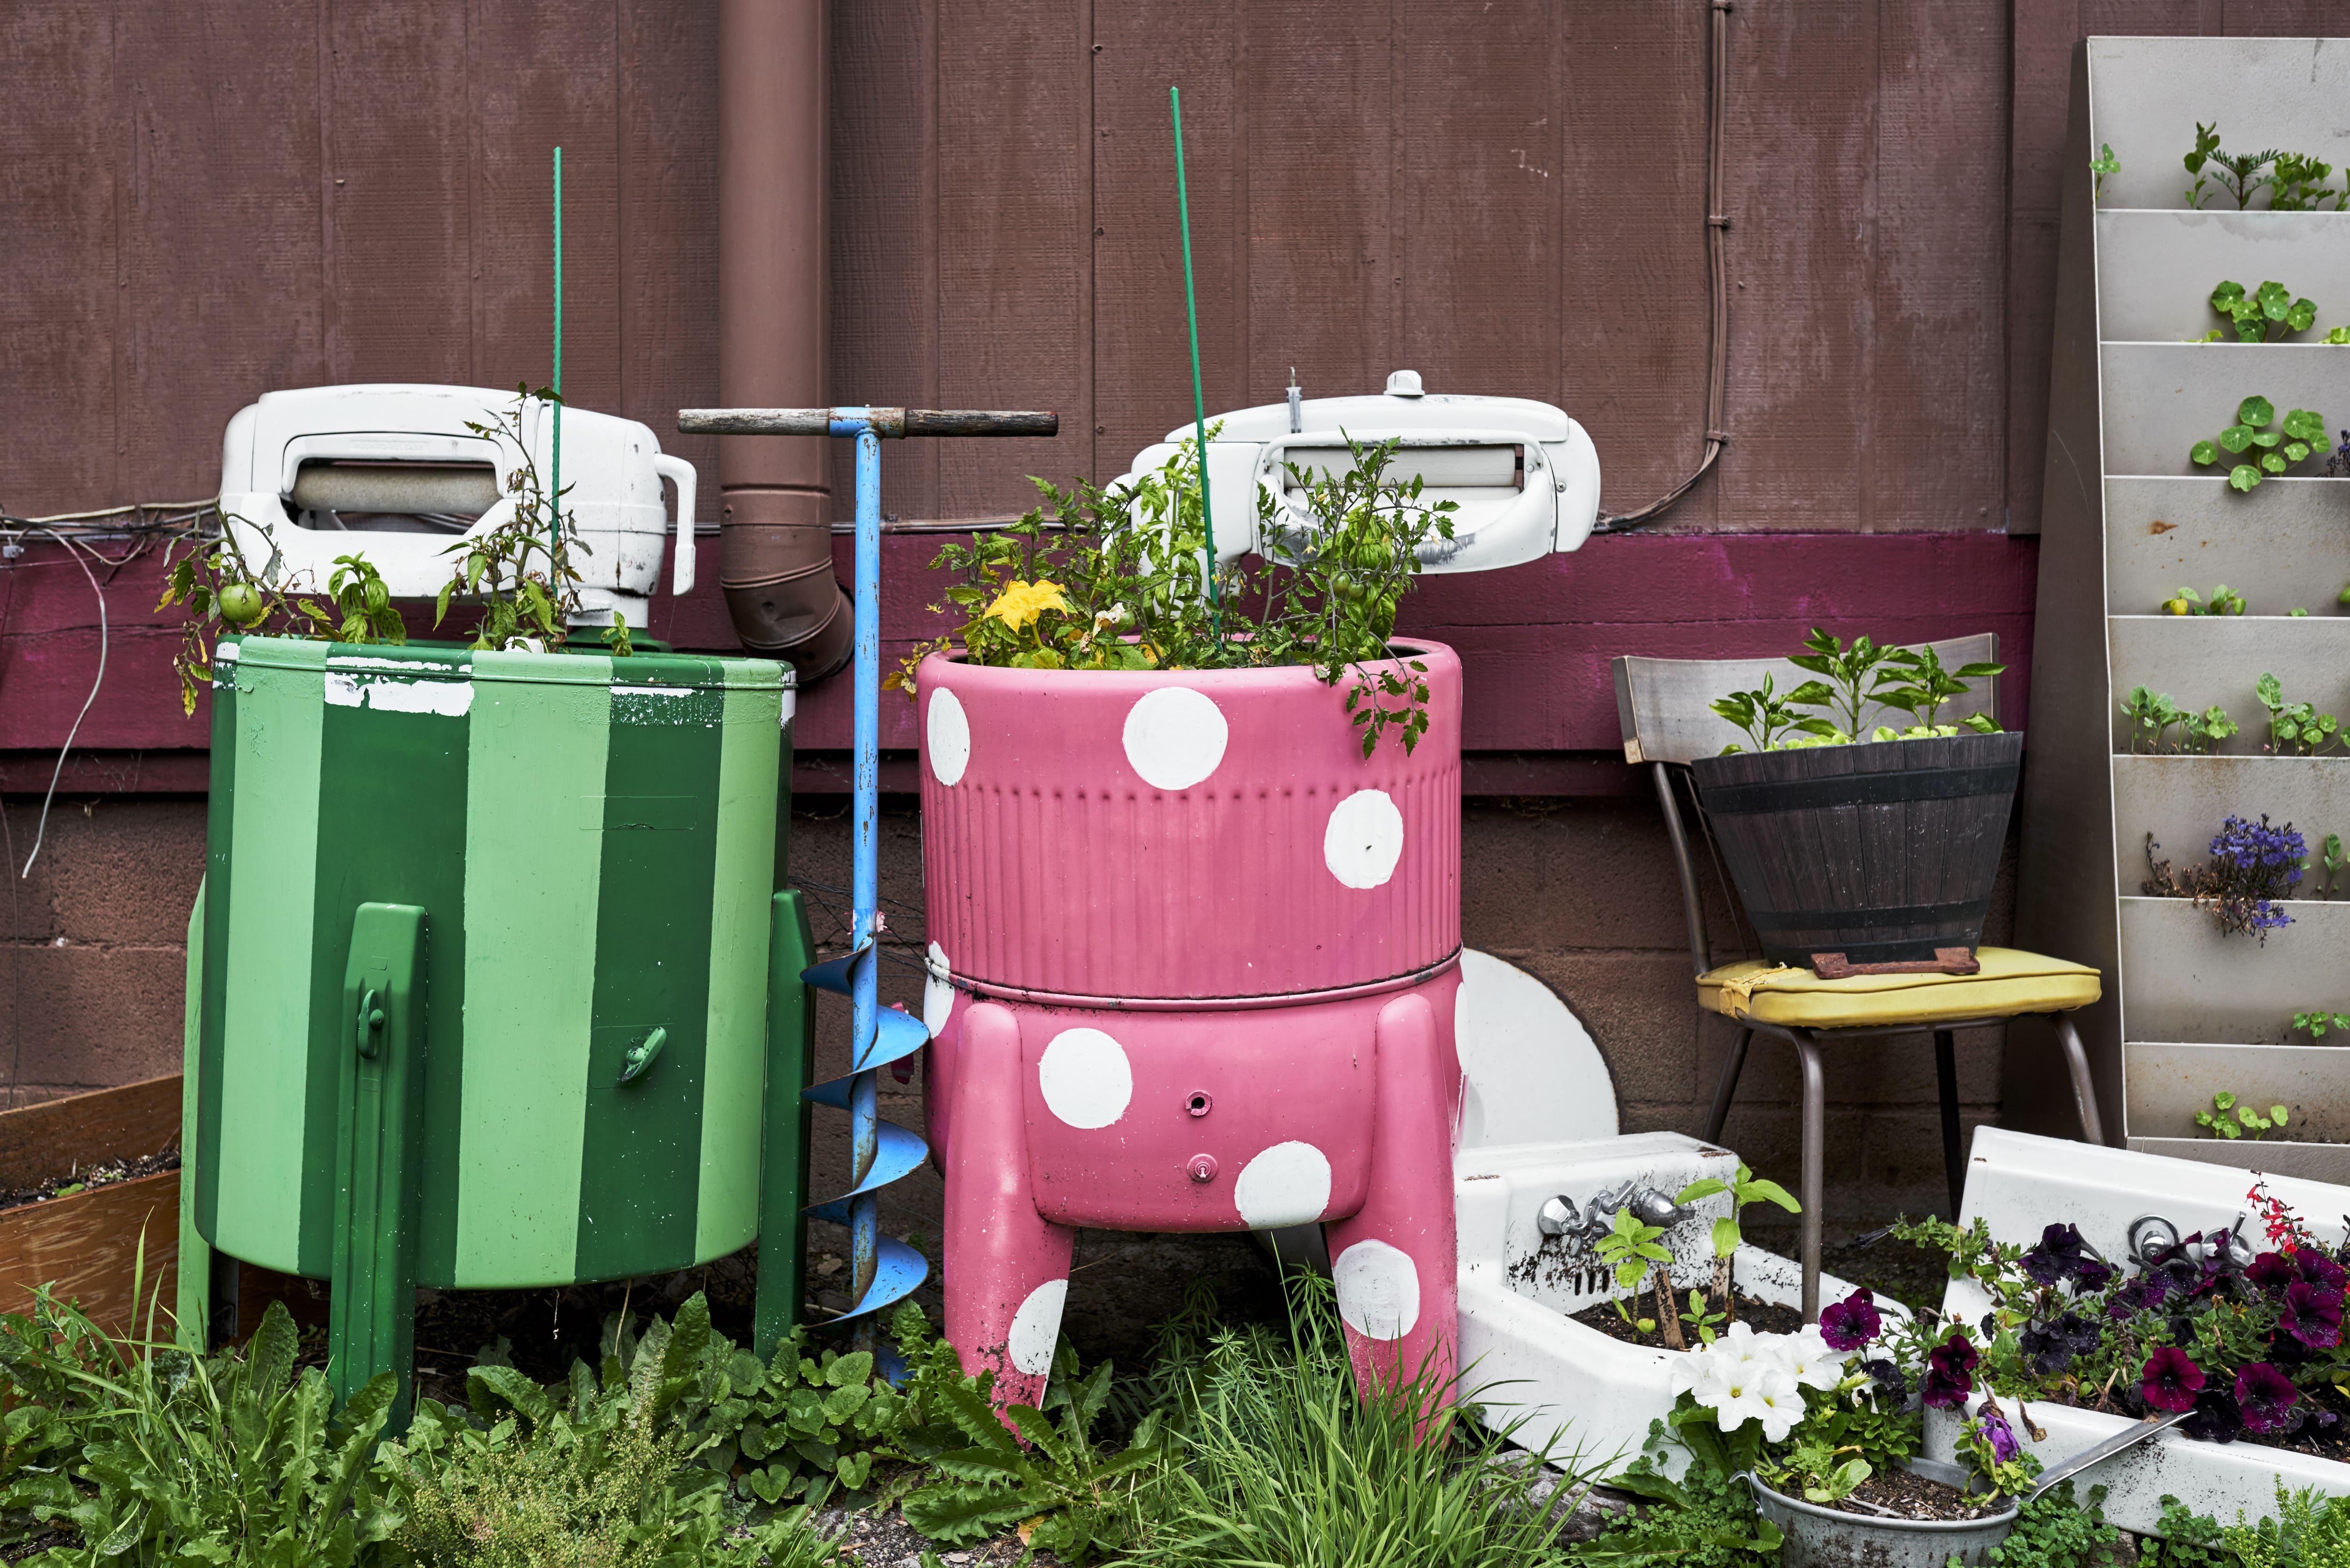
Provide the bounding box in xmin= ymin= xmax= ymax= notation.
xmin=1612 ymin=637 xmax=2105 ymax=1320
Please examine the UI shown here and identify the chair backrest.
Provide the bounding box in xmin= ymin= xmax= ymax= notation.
xmin=1610 ymin=635 xmax=2003 ymax=975
xmin=1612 ymin=634 xmax=2001 ymax=764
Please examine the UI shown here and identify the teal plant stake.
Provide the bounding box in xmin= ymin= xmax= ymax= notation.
xmin=551 ymin=146 xmax=564 ymax=564
xmin=1170 ymin=86 xmax=1219 ymax=638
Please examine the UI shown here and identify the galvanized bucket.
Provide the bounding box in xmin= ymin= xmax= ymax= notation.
xmin=1746 ymin=1461 xmax=2019 ymax=1568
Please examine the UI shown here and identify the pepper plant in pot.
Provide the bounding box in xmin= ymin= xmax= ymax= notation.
xmin=1695 ymin=632 xmax=2015 ymax=970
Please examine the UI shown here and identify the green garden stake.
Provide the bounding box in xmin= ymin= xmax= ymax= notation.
xmin=1170 ymin=86 xmax=1219 ymax=638
xmin=551 ymin=146 xmax=564 ymax=563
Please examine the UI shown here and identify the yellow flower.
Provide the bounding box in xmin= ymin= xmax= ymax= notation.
xmin=981 ymin=578 xmax=1070 ymax=633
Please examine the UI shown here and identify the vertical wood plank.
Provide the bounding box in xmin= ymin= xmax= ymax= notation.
xmin=618 ymin=0 xmax=718 ymax=510
xmin=832 ymin=0 xmax=941 ymax=517
xmin=1245 ymin=2 xmax=1395 ymax=410
xmin=0 ymin=5 xmax=118 ymax=510
xmin=1870 ymin=0 xmax=2007 ymax=531
xmin=1720 ymin=0 xmax=1880 ymax=532
xmin=934 ymin=0 xmax=1091 ymax=508
xmin=1092 ymin=1 xmax=1246 ymax=483
xmin=119 ymin=5 xmax=328 ymax=500
xmin=2006 ymin=0 xmax=2078 ymax=536
xmin=1558 ymin=1 xmax=1712 ymax=526
xmin=1394 ymin=1 xmax=1560 ymax=408
xmin=467 ymin=0 xmax=620 ymax=410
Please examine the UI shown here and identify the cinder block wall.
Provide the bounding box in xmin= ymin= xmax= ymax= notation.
xmin=0 ymin=790 xmax=2008 ymax=1321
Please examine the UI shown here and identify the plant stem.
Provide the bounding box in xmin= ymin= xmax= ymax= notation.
xmin=1713 ymin=1254 xmax=1734 ymax=1324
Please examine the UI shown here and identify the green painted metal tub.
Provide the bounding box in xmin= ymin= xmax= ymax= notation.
xmin=190 ymin=635 xmax=791 ymax=1290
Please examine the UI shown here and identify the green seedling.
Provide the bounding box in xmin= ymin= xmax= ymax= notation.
xmin=1786 ymin=626 xmax=1902 ymax=739
xmin=2210 ymin=281 xmax=2318 ymax=343
xmin=2184 ymin=124 xmax=2281 ymax=210
xmin=1595 ymin=1204 xmax=1676 ymax=1343
xmin=1711 ymin=672 xmax=1838 ymax=756
xmin=2190 ymin=396 xmax=2327 ymax=491
xmin=2092 ymin=142 xmax=2120 ymax=204
xmin=1875 ymin=643 xmax=2005 ymax=733
xmin=2320 ymin=833 xmax=2345 ymax=899
xmin=1678 ymin=1287 xmax=1729 ymax=1346
xmin=1674 ymin=1161 xmax=1801 ymax=1327
xmin=2268 ymin=152 xmax=2347 ymax=211
xmin=2179 ymin=704 xmax=2240 ymax=755
xmin=2292 ymin=1010 xmax=2350 ymax=1042
xmin=2162 ymin=583 xmax=2246 ymax=616
xmin=2258 ymin=672 xmax=2342 ymax=756
xmin=2123 ymin=686 xmax=2184 ymax=754
xmin=2196 ymin=1090 xmax=2289 ymax=1140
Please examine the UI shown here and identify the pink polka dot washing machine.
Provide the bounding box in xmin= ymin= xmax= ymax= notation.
xmin=916 ymin=640 xmax=1464 ymax=1406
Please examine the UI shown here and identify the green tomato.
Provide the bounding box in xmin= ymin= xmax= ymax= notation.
xmin=216 ymin=581 xmax=267 ymax=626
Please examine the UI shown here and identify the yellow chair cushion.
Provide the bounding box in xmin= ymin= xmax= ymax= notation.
xmin=1696 ymin=946 xmax=2101 ymax=1029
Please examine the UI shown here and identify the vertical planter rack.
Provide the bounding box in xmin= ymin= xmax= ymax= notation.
xmin=2016 ymin=36 xmax=2350 ymax=1180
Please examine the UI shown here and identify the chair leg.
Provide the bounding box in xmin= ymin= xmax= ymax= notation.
xmin=1790 ymin=1028 xmax=1825 ymax=1323
xmin=1702 ymin=1026 xmax=1753 ymax=1144
xmin=1934 ymin=1029 xmax=1964 ymax=1220
xmin=2054 ymin=1013 xmax=2107 ymax=1146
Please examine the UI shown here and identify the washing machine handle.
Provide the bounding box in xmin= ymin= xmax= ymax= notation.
xmin=653 ymin=453 xmax=698 ymax=596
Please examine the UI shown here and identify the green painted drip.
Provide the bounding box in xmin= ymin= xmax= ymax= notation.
xmin=193 ymin=650 xmax=241 ymax=1243
xmin=177 ymin=880 xmax=211 ymax=1349
xmin=695 ymin=671 xmax=783 ymax=1259
xmin=573 ymin=682 xmax=726 ymax=1280
xmin=213 ymin=640 xmax=327 ymax=1270
xmin=457 ymin=651 xmax=609 ymax=1285
xmin=308 ymin=652 xmax=473 ymax=1281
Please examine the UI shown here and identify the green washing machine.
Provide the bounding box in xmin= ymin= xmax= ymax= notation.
xmin=178 ymin=635 xmax=816 ymax=1427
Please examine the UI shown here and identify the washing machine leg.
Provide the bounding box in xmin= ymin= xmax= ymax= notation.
xmin=753 ymin=889 xmax=818 ymax=1360
xmin=944 ymin=1001 xmax=1075 ymax=1415
xmin=1323 ymin=990 xmax=1457 ymax=1425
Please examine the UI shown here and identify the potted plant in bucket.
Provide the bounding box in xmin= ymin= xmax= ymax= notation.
xmin=1697 ymin=632 xmax=2014 ymax=971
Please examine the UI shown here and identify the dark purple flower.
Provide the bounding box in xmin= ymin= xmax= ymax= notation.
xmin=2248 ymin=1251 xmax=2296 ymax=1293
xmin=2235 ymin=1362 xmax=2303 ymax=1435
xmin=2142 ymin=1346 xmax=2206 ymax=1413
xmin=2297 ymin=1251 xmax=2348 ymax=1292
xmin=2075 ymin=1257 xmax=2117 ymax=1292
xmin=1924 ymin=1333 xmax=1981 ymax=1409
xmin=2182 ymin=1384 xmax=2244 ymax=1443
xmin=1821 ymin=1287 xmax=1883 ymax=1352
xmin=2019 ymin=1311 xmax=2101 ymax=1376
xmin=2283 ymin=1281 xmax=2344 ymax=1349
xmin=1863 ymin=1358 xmax=1908 ymax=1399
xmin=2107 ymin=1274 xmax=2171 ymax=1321
xmin=1970 ymin=1404 xmax=2021 ymax=1463
xmin=2023 ymin=1224 xmax=2088 ymax=1286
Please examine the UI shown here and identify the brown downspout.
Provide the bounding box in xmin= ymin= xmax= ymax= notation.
xmin=715 ymin=0 xmax=854 ymax=680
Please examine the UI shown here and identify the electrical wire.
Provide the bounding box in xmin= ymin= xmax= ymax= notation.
xmin=17 ymin=530 xmax=110 ymax=881
xmin=1591 ymin=0 xmax=1734 ymax=534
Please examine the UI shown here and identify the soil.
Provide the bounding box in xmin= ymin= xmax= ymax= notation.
xmin=2022 ymin=1377 xmax=2350 ymax=1463
xmin=1570 ymin=1290 xmax=1805 ymax=1351
xmin=811 ymin=1499 xmax=1067 ymax=1567
xmin=0 ymin=1148 xmax=180 ymax=1214
xmin=1817 ymin=1466 xmax=2005 ymax=1522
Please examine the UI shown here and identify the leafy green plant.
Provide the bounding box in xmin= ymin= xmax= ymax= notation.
xmin=2292 ymin=1009 xmax=2350 ymax=1042
xmin=2184 ymin=124 xmax=2282 ymax=210
xmin=1786 ymin=627 xmax=1900 ymax=739
xmin=2195 ymin=1090 xmax=2289 ymax=1140
xmin=433 ymin=390 xmax=592 ymax=653
xmin=2224 ymin=1482 xmax=2350 ymax=1568
xmin=1135 ymin=1279 xmax=1590 ymax=1568
xmin=1710 ymin=673 xmax=1837 ymax=756
xmin=2091 ymin=143 xmax=2120 ymax=205
xmin=2181 ymin=704 xmax=2241 ymax=754
xmin=2319 ymin=833 xmax=2345 ymax=898
xmin=1594 ymin=1204 xmax=1676 ymax=1341
xmin=2138 ymin=1494 xmax=2238 ymax=1568
xmin=1976 ymin=1480 xmax=2122 ymax=1568
xmin=1673 ymin=1162 xmax=1800 ymax=1329
xmin=1574 ymin=1436 xmax=1781 ymax=1568
xmin=2191 ymin=397 xmax=2328 ymax=491
xmin=159 ymin=517 xmax=407 ymax=715
xmin=1873 ymin=643 xmax=2005 ymax=733
xmin=2209 ymin=281 xmax=2317 ymax=343
xmin=2162 ymin=583 xmax=2246 ymax=616
xmin=899 ymin=429 xmax=1456 ymax=757
xmin=2267 ymin=153 xmax=2347 ymax=213
xmin=1677 ymin=1289 xmax=1728 ymax=1347
xmin=2123 ymin=686 xmax=2186 ymax=753
xmin=2258 ymin=672 xmax=2342 ymax=756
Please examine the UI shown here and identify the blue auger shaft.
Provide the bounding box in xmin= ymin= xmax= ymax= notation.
xmin=848 ymin=426 xmax=882 ymax=1354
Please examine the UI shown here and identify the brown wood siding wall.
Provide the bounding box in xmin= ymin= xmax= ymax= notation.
xmin=4 ymin=2 xmax=2343 ymax=529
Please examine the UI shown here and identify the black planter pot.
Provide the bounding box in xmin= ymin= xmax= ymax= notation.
xmin=1690 ymin=731 xmax=2024 ymax=967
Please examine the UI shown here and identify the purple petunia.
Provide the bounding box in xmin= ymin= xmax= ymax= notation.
xmin=2248 ymin=1251 xmax=2296 ymax=1293
xmin=2142 ymin=1346 xmax=2205 ymax=1413
xmin=2235 ymin=1362 xmax=2303 ymax=1435
xmin=1970 ymin=1403 xmax=2021 ymax=1463
xmin=2107 ymin=1273 xmax=2172 ymax=1322
xmin=1863 ymin=1358 xmax=1909 ymax=1399
xmin=2022 ymin=1224 xmax=2092 ymax=1287
xmin=2297 ymin=1250 xmax=2349 ymax=1292
xmin=2019 ymin=1311 xmax=2100 ymax=1377
xmin=1821 ymin=1287 xmax=1883 ymax=1352
xmin=2283 ymin=1281 xmax=2345 ymax=1349
xmin=2184 ymin=1385 xmax=2245 ymax=1444
xmin=1923 ymin=1333 xmax=1981 ymax=1409
xmin=2075 ymin=1256 xmax=2117 ymax=1291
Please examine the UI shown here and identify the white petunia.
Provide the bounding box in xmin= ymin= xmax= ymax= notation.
xmin=1743 ymin=1363 xmax=1807 ymax=1443
xmin=1697 ymin=1352 xmax=1803 ymax=1441
xmin=1780 ymin=1324 xmax=1851 ymax=1390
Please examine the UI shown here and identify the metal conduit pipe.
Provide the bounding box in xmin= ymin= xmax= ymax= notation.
xmin=716 ymin=0 xmax=854 ymax=681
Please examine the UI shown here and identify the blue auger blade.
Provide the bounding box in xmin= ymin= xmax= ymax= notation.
xmin=854 ymin=1005 xmax=930 ymax=1074
xmin=823 ymin=1236 xmax=931 ymax=1326
xmin=802 ymin=1077 xmax=853 ymax=1111
xmin=803 ymin=1119 xmax=928 ymax=1212
xmin=800 ymin=940 xmax=871 ymax=996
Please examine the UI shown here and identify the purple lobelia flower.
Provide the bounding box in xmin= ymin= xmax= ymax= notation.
xmin=2142 ymin=1346 xmax=2206 ymax=1413
xmin=2204 ymin=816 xmax=2306 ymax=943
xmin=2236 ymin=1362 xmax=2303 ymax=1435
xmin=2283 ymin=1281 xmax=2345 ymax=1348
xmin=1923 ymin=1333 xmax=1981 ymax=1409
xmin=1821 ymin=1287 xmax=1883 ymax=1352
xmin=1970 ymin=1403 xmax=2021 ymax=1463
